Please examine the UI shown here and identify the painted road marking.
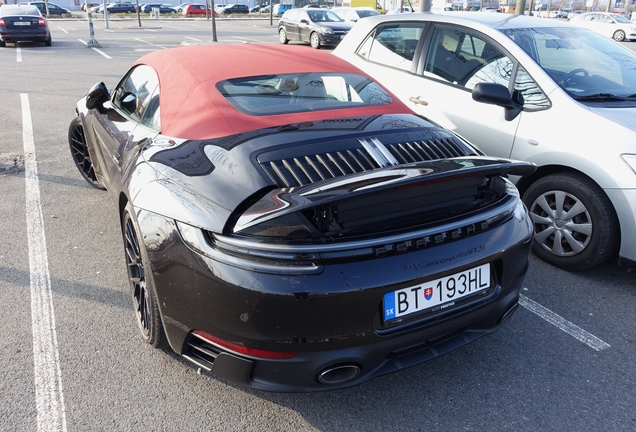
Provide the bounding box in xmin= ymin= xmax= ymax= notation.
xmin=520 ymin=294 xmax=611 ymax=352
xmin=22 ymin=93 xmax=68 ymax=431
xmin=78 ymin=39 xmax=111 ymax=59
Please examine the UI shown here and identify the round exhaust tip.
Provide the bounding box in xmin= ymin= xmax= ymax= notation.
xmin=317 ymin=364 xmax=361 ymax=385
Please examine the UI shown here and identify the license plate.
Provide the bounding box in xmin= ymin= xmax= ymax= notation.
xmin=14 ymin=22 xmax=32 ymax=26
xmin=383 ymin=264 xmax=490 ymax=321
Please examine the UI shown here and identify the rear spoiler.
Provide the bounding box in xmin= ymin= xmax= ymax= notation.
xmin=233 ymin=157 xmax=535 ymax=234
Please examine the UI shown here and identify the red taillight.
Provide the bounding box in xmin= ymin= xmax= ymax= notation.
xmin=38 ymin=17 xmax=46 ymax=27
xmin=194 ymin=330 xmax=297 ymax=359
xmin=0 ymin=18 xmax=5 ymax=27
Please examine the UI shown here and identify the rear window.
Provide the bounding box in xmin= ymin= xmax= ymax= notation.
xmin=216 ymin=72 xmax=393 ymax=116
xmin=0 ymin=5 xmax=42 ymax=16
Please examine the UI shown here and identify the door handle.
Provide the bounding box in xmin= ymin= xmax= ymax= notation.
xmin=409 ymin=96 xmax=428 ymax=106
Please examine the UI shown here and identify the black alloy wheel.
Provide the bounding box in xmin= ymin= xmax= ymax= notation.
xmin=68 ymin=117 xmax=104 ymax=189
xmin=523 ymin=172 xmax=619 ymax=271
xmin=123 ymin=203 xmax=166 ymax=348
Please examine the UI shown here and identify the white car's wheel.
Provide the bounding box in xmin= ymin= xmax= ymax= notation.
xmin=523 ymin=172 xmax=619 ymax=270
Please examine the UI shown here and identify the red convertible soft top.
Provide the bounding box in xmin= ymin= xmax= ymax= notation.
xmin=133 ymin=44 xmax=413 ymax=139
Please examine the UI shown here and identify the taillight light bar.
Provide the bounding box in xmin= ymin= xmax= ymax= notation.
xmin=193 ymin=330 xmax=297 ymax=359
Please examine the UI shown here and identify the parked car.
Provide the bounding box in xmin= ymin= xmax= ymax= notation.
xmin=28 ymin=1 xmax=70 ymax=17
xmin=181 ymin=3 xmax=211 ymax=16
xmin=81 ymin=2 xmax=100 ymax=11
xmin=92 ymin=3 xmax=104 ymax=13
xmin=102 ymin=2 xmax=137 ymax=13
xmin=335 ymin=12 xmax=636 ymax=270
xmin=221 ymin=3 xmax=248 ymax=14
xmin=249 ymin=3 xmax=268 ymax=12
xmin=386 ymin=6 xmax=412 ymax=14
xmin=272 ymin=2 xmax=291 ymax=15
xmin=278 ymin=8 xmax=352 ymax=49
xmin=67 ymin=43 xmax=534 ymax=392
xmin=140 ymin=3 xmax=177 ymax=13
xmin=568 ymin=12 xmax=636 ymax=42
xmin=0 ymin=4 xmax=51 ymax=46
xmin=175 ymin=2 xmax=193 ymax=12
xmin=331 ymin=6 xmax=379 ymax=23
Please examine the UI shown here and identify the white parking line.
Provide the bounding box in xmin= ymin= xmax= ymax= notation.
xmin=519 ymin=294 xmax=611 ymax=351
xmin=57 ymin=26 xmax=69 ymax=34
xmin=22 ymin=93 xmax=68 ymax=431
xmin=17 ymin=46 xmax=22 ymax=62
xmin=78 ymin=39 xmax=111 ymax=59
xmin=134 ymin=37 xmax=166 ymax=49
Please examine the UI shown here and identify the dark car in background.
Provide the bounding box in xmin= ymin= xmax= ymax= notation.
xmin=104 ymin=2 xmax=136 ymax=13
xmin=221 ymin=3 xmax=249 ymax=14
xmin=0 ymin=4 xmax=51 ymax=46
xmin=28 ymin=1 xmax=70 ymax=17
xmin=68 ymin=43 xmax=534 ymax=392
xmin=278 ymin=8 xmax=352 ymax=49
xmin=139 ymin=3 xmax=177 ymax=13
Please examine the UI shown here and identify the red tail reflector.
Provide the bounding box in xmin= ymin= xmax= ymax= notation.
xmin=38 ymin=17 xmax=46 ymax=27
xmin=194 ymin=330 xmax=297 ymax=359
xmin=0 ymin=18 xmax=5 ymax=27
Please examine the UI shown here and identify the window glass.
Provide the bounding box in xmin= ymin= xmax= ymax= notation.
xmin=424 ymin=26 xmax=514 ymax=89
xmin=113 ymin=65 xmax=159 ymax=123
xmin=504 ymin=26 xmax=636 ymax=98
xmin=513 ymin=66 xmax=551 ymax=110
xmin=216 ymin=72 xmax=392 ymax=116
xmin=356 ymin=23 xmax=425 ymax=71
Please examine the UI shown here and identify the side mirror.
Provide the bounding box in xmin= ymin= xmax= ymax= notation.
xmin=85 ymin=82 xmax=110 ymax=110
xmin=300 ymin=19 xmax=309 ymax=24
xmin=472 ymin=82 xmax=522 ymax=121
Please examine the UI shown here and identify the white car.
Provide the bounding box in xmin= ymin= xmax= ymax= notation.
xmin=331 ymin=6 xmax=379 ymax=23
xmin=569 ymin=12 xmax=636 ymax=41
xmin=334 ymin=12 xmax=636 ymax=270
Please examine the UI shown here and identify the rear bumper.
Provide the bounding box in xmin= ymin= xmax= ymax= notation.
xmin=135 ymin=193 xmax=533 ymax=391
xmin=0 ymin=30 xmax=50 ymax=42
xmin=183 ymin=288 xmax=523 ymax=392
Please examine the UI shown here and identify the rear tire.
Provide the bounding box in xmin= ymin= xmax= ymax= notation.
xmin=68 ymin=117 xmax=104 ymax=189
xmin=278 ymin=28 xmax=288 ymax=44
xmin=44 ymin=37 xmax=51 ymax=46
xmin=0 ymin=40 xmax=5 ymax=47
xmin=523 ymin=172 xmax=619 ymax=271
xmin=122 ymin=202 xmax=167 ymax=349
xmin=613 ymin=30 xmax=626 ymax=42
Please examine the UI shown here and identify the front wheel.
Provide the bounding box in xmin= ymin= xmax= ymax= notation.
xmin=310 ymin=32 xmax=321 ymax=49
xmin=278 ymin=28 xmax=288 ymax=44
xmin=613 ymin=30 xmax=626 ymax=42
xmin=122 ymin=202 xmax=167 ymax=349
xmin=68 ymin=117 xmax=104 ymax=189
xmin=523 ymin=172 xmax=619 ymax=271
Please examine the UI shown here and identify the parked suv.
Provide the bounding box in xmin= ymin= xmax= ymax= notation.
xmin=221 ymin=3 xmax=249 ymax=14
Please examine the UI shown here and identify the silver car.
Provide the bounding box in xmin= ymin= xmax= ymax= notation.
xmin=334 ymin=12 xmax=636 ymax=271
xmin=568 ymin=12 xmax=636 ymax=42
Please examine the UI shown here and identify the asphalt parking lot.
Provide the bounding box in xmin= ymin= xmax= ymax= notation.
xmin=1 ymin=16 xmax=636 ymax=431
